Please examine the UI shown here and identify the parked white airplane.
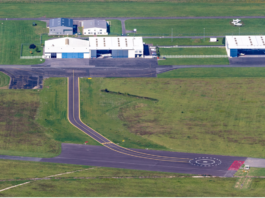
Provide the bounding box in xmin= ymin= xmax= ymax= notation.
xmin=234 ymin=23 xmax=242 ymax=26
xmin=233 ymin=19 xmax=241 ymax=23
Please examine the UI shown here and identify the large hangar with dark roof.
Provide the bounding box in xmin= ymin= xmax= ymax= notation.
xmin=48 ymin=18 xmax=73 ymax=35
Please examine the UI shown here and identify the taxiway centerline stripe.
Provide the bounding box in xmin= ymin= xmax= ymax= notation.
xmin=68 ymin=73 xmax=190 ymax=162
xmin=76 ymin=77 xmax=190 ymax=160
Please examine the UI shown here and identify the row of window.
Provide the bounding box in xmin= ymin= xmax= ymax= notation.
xmin=84 ymin=32 xmax=103 ymax=35
xmin=135 ymin=50 xmax=142 ymax=53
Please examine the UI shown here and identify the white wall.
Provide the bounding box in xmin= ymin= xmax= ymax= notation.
xmin=225 ymin=37 xmax=230 ymax=57
xmin=128 ymin=50 xmax=135 ymax=58
xmin=57 ymin=53 xmax=62 ymax=58
xmin=83 ymin=27 xmax=108 ymax=35
xmin=84 ymin=52 xmax=90 ymax=58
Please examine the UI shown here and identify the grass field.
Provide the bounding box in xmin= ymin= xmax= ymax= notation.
xmin=0 ymin=89 xmax=60 ymax=157
xmin=0 ymin=20 xmax=48 ymax=65
xmin=36 ymin=78 xmax=99 ymax=146
xmin=109 ymin=20 xmax=122 ymax=35
xmin=1 ymin=2 xmax=265 ymax=18
xmin=1 ymin=177 xmax=265 ymax=196
xmin=235 ymin=167 xmax=265 ymax=177
xmin=126 ymin=19 xmax=265 ymax=36
xmin=0 ymin=72 xmax=10 ymax=88
xmin=0 ymin=159 xmax=187 ymax=180
xmin=159 ymin=48 xmax=227 ymax=55
xmin=158 ymin=58 xmax=229 ymax=65
xmin=80 ymin=78 xmax=166 ymax=150
xmin=157 ymin=67 xmax=265 ymax=78
xmin=80 ymin=78 xmax=265 ymax=158
xmin=0 ymin=77 xmax=99 ymax=157
xmin=143 ymin=38 xmax=225 ymax=46
xmin=21 ymin=44 xmax=43 ymax=56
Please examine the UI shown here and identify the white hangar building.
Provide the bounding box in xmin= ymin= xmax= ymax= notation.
xmin=44 ymin=37 xmax=143 ymax=59
xmin=226 ymin=35 xmax=265 ymax=57
xmin=89 ymin=37 xmax=143 ymax=58
xmin=44 ymin=37 xmax=90 ymax=59
xmin=82 ymin=20 xmax=108 ymax=35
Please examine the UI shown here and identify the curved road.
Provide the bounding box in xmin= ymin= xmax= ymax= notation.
xmin=68 ymin=70 xmax=189 ymax=163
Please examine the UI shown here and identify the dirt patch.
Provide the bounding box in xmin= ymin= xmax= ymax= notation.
xmin=119 ymin=105 xmax=172 ymax=136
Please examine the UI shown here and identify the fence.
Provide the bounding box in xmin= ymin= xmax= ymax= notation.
xmin=161 ymin=55 xmax=228 ymax=58
xmin=20 ymin=56 xmax=44 ymax=59
xmin=159 ymin=45 xmax=225 ymax=48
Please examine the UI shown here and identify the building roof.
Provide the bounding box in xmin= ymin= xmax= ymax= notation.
xmin=226 ymin=35 xmax=265 ymax=49
xmin=83 ymin=20 xmax=107 ymax=29
xmin=49 ymin=18 xmax=73 ymax=28
xmin=89 ymin=37 xmax=143 ymax=50
xmin=45 ymin=37 xmax=89 ymax=53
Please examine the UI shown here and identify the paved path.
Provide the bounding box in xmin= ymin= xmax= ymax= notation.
xmin=244 ymin=158 xmax=265 ymax=168
xmin=68 ymin=70 xmax=189 ymax=163
xmin=0 ymin=143 xmax=246 ymax=177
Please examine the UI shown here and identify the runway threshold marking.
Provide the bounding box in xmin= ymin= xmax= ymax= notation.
xmin=228 ymin=160 xmax=245 ymax=171
xmin=67 ymin=70 xmax=190 ymax=163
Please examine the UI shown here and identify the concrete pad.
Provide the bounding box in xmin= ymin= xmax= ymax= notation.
xmin=244 ymin=158 xmax=265 ymax=168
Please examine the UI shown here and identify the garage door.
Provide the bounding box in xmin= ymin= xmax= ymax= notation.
xmin=112 ymin=50 xmax=128 ymax=58
xmin=91 ymin=50 xmax=97 ymax=58
xmin=230 ymin=49 xmax=238 ymax=57
xmin=62 ymin=53 xmax=84 ymax=58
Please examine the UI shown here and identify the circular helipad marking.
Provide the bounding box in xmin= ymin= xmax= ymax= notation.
xmin=189 ymin=157 xmax=222 ymax=167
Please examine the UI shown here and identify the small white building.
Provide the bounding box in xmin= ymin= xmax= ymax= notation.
xmin=225 ymin=35 xmax=265 ymax=57
xmin=44 ymin=37 xmax=143 ymax=59
xmin=82 ymin=20 xmax=108 ymax=35
xmin=44 ymin=37 xmax=90 ymax=59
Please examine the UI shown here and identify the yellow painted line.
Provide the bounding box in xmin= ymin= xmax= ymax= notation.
xmin=104 ymin=145 xmax=189 ymax=163
xmin=77 ymin=77 xmax=189 ymax=160
xmin=66 ymin=72 xmax=190 ymax=163
xmin=67 ymin=72 xmax=105 ymax=144
xmin=102 ymin=142 xmax=113 ymax=145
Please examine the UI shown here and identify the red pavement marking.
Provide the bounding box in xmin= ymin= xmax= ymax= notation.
xmin=228 ymin=160 xmax=245 ymax=170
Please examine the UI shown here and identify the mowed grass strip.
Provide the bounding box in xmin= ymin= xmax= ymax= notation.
xmin=157 ymin=67 xmax=265 ymax=78
xmin=0 ymin=72 xmax=10 ymax=88
xmin=0 ymin=160 xmax=92 ymax=180
xmin=158 ymin=58 xmax=229 ymax=65
xmin=159 ymin=48 xmax=227 ymax=55
xmin=0 ymin=159 xmax=188 ymax=180
xmin=1 ymin=177 xmax=265 ymax=197
xmin=81 ymin=78 xmax=265 ymax=158
xmin=126 ymin=19 xmax=265 ymax=36
xmin=0 ymin=20 xmax=48 ymax=65
xmin=1 ymin=2 xmax=265 ymax=18
xmin=143 ymin=38 xmax=225 ymax=46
